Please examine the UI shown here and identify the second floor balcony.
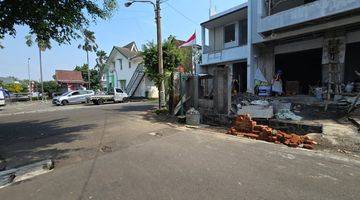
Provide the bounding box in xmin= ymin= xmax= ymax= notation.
xmin=201 ymin=3 xmax=248 ymax=65
xmin=259 ymin=0 xmax=360 ymax=35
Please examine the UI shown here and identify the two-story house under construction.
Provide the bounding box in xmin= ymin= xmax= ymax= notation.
xmin=199 ymin=0 xmax=360 ymax=120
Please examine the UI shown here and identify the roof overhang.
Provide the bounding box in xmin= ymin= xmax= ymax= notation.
xmin=201 ymin=3 xmax=248 ymax=29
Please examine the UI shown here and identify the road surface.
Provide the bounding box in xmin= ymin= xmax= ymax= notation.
xmin=0 ymin=101 xmax=359 ymax=200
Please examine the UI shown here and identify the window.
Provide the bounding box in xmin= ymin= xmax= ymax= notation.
xmin=72 ymin=92 xmax=80 ymax=96
xmin=116 ymin=88 xmax=123 ymax=93
xmin=239 ymin=19 xmax=248 ymax=45
xmin=118 ymin=59 xmax=123 ymax=70
xmin=224 ymin=24 xmax=236 ymax=44
xmin=129 ymin=62 xmax=132 ymax=69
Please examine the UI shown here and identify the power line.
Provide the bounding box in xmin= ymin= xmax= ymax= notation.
xmin=164 ymin=2 xmax=199 ymax=25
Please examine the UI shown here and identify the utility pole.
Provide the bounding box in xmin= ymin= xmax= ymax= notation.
xmin=125 ymin=0 xmax=165 ymax=109
xmin=155 ymin=0 xmax=166 ymax=108
xmin=39 ymin=47 xmax=44 ymax=101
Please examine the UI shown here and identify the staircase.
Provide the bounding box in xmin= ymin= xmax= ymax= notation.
xmin=126 ymin=65 xmax=145 ymax=97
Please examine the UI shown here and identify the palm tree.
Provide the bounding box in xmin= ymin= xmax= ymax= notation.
xmin=25 ymin=35 xmax=51 ymax=101
xmin=78 ymin=30 xmax=98 ymax=89
xmin=95 ymin=50 xmax=108 ymax=91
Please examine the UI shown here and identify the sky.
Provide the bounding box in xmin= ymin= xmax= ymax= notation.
xmin=0 ymin=0 xmax=245 ymax=81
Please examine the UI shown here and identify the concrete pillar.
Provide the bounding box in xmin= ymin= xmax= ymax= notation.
xmin=201 ymin=27 xmax=206 ymax=54
xmin=247 ymin=0 xmax=255 ymax=93
xmin=322 ymin=35 xmax=346 ymax=84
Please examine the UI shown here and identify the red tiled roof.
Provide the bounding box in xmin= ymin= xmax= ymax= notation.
xmin=55 ymin=70 xmax=85 ymax=84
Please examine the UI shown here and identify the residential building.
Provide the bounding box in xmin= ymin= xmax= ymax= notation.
xmin=104 ymin=42 xmax=158 ymax=98
xmin=55 ymin=70 xmax=86 ymax=92
xmin=199 ymin=0 xmax=360 ymax=119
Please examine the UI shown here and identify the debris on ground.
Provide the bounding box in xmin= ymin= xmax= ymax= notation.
xmin=250 ymin=100 xmax=270 ymax=107
xmin=227 ymin=115 xmax=316 ymax=149
xmin=100 ymin=145 xmax=112 ymax=153
xmin=0 ymin=157 xmax=6 ymax=171
xmin=275 ymin=109 xmax=303 ymax=121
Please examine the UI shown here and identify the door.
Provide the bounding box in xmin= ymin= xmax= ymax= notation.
xmin=68 ymin=91 xmax=81 ymax=103
xmin=78 ymin=91 xmax=90 ymax=102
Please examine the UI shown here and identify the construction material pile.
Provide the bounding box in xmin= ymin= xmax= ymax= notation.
xmin=227 ymin=115 xmax=316 ymax=149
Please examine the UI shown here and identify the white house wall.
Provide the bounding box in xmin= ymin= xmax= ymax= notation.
xmin=107 ymin=49 xmax=152 ymax=97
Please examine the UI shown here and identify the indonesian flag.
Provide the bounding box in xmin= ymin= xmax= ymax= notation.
xmin=180 ymin=32 xmax=196 ymax=47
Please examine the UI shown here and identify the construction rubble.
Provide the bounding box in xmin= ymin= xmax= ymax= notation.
xmin=227 ymin=115 xmax=317 ymax=149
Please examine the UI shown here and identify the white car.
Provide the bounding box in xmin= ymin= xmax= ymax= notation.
xmin=0 ymin=90 xmax=5 ymax=107
xmin=52 ymin=90 xmax=94 ymax=106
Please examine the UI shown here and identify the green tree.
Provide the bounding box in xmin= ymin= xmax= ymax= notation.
xmin=74 ymin=64 xmax=100 ymax=90
xmin=142 ymin=36 xmax=183 ymax=91
xmin=25 ymin=35 xmax=51 ymax=100
xmin=43 ymin=81 xmax=61 ymax=97
xmin=78 ymin=30 xmax=98 ymax=89
xmin=0 ymin=0 xmax=117 ymax=46
xmin=4 ymin=83 xmax=22 ymax=93
xmin=95 ymin=50 xmax=108 ymax=91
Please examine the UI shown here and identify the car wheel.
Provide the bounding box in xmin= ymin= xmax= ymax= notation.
xmin=98 ymin=99 xmax=104 ymax=105
xmin=61 ymin=100 xmax=69 ymax=106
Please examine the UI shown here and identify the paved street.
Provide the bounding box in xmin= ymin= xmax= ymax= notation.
xmin=0 ymin=102 xmax=359 ymax=200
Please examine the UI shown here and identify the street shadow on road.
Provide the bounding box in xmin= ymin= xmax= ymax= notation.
xmin=0 ymin=118 xmax=96 ymax=169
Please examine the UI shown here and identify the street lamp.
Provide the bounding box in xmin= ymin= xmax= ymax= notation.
xmin=125 ymin=0 xmax=166 ymax=109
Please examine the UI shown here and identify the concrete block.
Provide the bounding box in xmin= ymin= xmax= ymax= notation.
xmin=237 ymin=105 xmax=274 ymax=119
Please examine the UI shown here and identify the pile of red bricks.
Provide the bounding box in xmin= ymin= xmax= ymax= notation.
xmin=227 ymin=115 xmax=316 ymax=149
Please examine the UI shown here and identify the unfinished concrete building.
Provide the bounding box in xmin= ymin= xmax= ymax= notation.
xmin=199 ymin=0 xmax=360 ymax=122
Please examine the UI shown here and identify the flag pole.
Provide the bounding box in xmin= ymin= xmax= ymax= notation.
xmin=192 ymin=30 xmax=196 ymax=75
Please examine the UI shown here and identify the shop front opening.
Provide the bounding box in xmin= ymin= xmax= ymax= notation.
xmin=275 ymin=48 xmax=322 ymax=95
xmin=232 ymin=62 xmax=247 ymax=95
xmin=345 ymin=42 xmax=360 ymax=82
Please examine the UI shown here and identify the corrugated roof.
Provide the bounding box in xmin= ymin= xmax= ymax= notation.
xmin=55 ymin=70 xmax=85 ymax=84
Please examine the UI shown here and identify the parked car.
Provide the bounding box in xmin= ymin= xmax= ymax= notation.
xmin=0 ymin=89 xmax=5 ymax=107
xmin=52 ymin=90 xmax=94 ymax=106
xmin=88 ymin=88 xmax=128 ymax=105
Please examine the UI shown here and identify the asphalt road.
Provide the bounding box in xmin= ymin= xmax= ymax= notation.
xmin=0 ymin=101 xmax=359 ymax=200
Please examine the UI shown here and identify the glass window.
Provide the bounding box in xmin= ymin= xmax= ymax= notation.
xmin=116 ymin=89 xmax=123 ymax=93
xmin=129 ymin=62 xmax=131 ymax=69
xmin=72 ymin=92 xmax=80 ymax=96
xmin=224 ymin=24 xmax=236 ymax=43
xmin=118 ymin=59 xmax=123 ymax=70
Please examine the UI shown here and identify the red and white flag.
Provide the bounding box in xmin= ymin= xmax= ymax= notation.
xmin=180 ymin=32 xmax=196 ymax=47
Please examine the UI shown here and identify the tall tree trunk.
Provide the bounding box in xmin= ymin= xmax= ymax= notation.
xmin=39 ymin=47 xmax=44 ymax=101
xmin=86 ymin=50 xmax=90 ymax=89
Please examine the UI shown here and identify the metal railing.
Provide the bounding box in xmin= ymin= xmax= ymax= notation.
xmin=126 ymin=64 xmax=145 ymax=96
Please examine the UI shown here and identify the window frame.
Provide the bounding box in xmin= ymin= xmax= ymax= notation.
xmin=223 ymin=23 xmax=236 ymax=44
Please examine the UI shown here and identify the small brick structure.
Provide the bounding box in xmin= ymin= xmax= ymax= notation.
xmin=227 ymin=115 xmax=316 ymax=149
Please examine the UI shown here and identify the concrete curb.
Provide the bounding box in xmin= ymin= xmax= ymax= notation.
xmin=0 ymin=160 xmax=54 ymax=188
